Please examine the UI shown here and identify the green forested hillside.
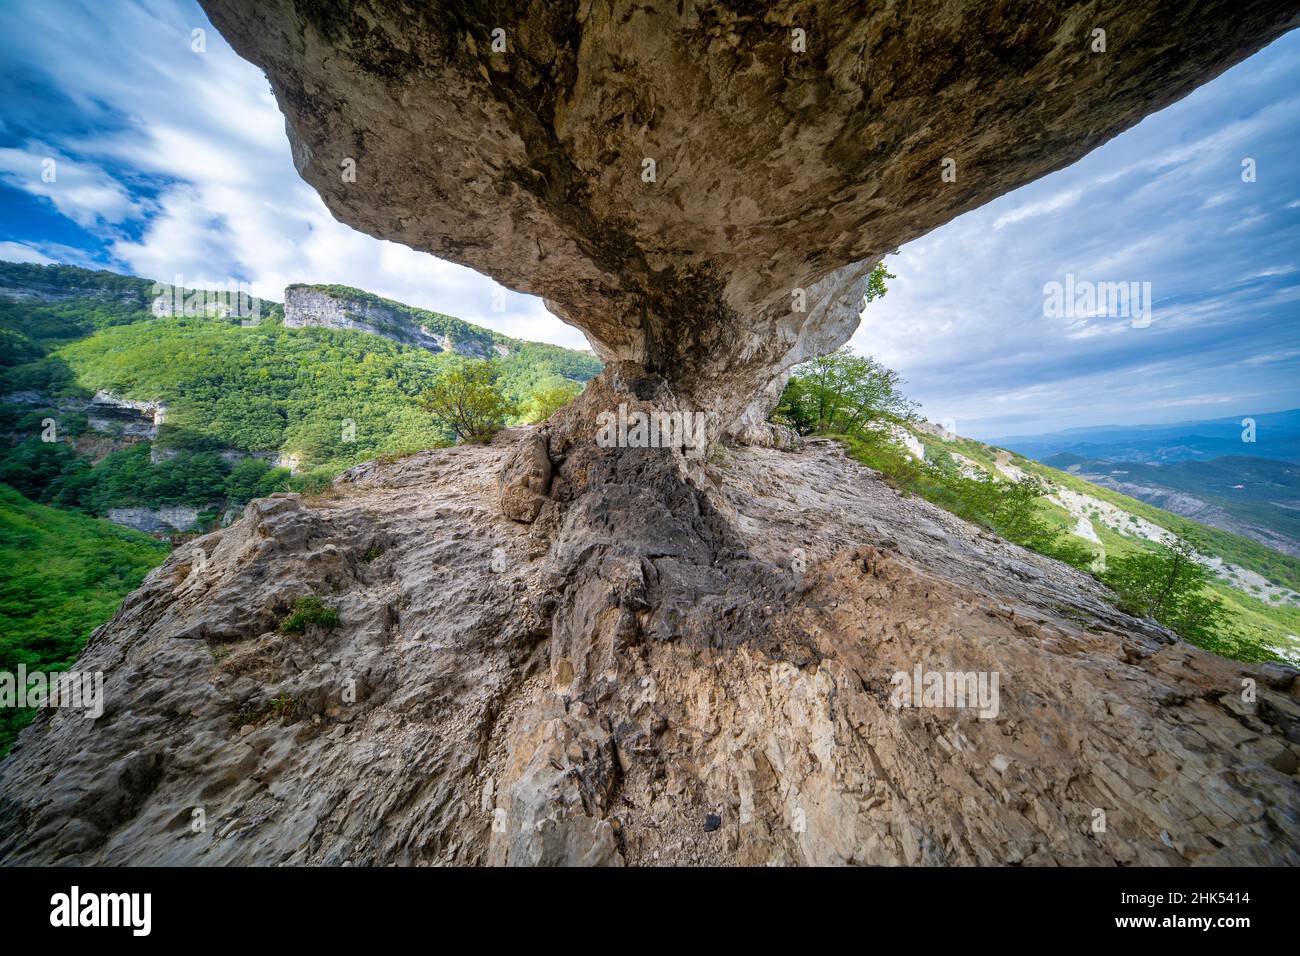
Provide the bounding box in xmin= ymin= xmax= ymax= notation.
xmin=0 ymin=484 xmax=169 ymax=756
xmin=282 ymin=283 xmax=601 ymax=404
xmin=0 ymin=262 xmax=275 ymax=363
xmin=0 ymin=262 xmax=601 ymax=519
xmin=53 ymin=316 xmax=458 ymax=462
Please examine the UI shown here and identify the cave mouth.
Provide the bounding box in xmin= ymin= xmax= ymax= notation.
xmin=198 ymin=0 xmax=1299 ymax=445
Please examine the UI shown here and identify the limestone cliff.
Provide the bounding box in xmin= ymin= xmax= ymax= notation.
xmin=283 ymin=285 xmax=496 ymax=358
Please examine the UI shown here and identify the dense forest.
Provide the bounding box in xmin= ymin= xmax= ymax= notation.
xmin=0 ymin=263 xmax=600 ymax=518
xmin=0 ymin=484 xmax=169 ymax=756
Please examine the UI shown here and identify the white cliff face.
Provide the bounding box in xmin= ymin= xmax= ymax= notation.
xmin=86 ymin=391 xmax=166 ymax=440
xmin=282 ymin=286 xmax=492 ymax=358
xmin=1 ymin=388 xmax=166 ymax=451
xmin=105 ymin=505 xmax=204 ymax=534
xmin=858 ymin=421 xmax=926 ymax=461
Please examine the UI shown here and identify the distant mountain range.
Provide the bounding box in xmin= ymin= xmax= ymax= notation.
xmin=987 ymin=411 xmax=1300 ymax=557
xmin=988 ymin=409 xmax=1300 ymax=463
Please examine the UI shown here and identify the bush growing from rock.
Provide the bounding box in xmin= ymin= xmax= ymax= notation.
xmin=277 ymin=596 xmax=339 ymax=633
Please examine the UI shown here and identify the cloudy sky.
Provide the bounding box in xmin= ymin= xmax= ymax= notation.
xmin=1 ymin=1 xmax=1297 ymax=439
xmin=852 ymin=30 xmax=1300 ymax=439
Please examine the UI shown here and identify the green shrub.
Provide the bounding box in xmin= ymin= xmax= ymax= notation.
xmin=277 ymin=596 xmax=339 ymax=633
xmin=418 ymin=359 xmax=516 ymax=442
xmin=520 ymin=377 xmax=583 ymax=423
xmin=1102 ymin=534 xmax=1232 ymax=647
xmin=269 ymin=692 xmax=298 ymax=721
xmin=287 ymin=467 xmax=336 ymax=496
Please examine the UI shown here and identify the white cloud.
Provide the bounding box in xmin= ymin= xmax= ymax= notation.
xmin=992 ymin=189 xmax=1082 ymax=230
xmin=847 ymin=30 xmax=1300 ymax=436
xmin=0 ymin=241 xmax=53 ymax=264
xmin=0 ymin=144 xmax=136 ymax=228
xmin=1239 ymin=348 xmax=1300 ymax=366
xmin=1 ymin=0 xmax=591 ymax=351
xmin=1155 ymin=395 xmax=1236 ymax=408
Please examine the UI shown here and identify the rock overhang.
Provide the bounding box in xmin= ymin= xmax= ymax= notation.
xmin=200 ymin=0 xmax=1300 ymax=428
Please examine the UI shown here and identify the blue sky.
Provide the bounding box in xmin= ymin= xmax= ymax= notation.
xmin=1 ymin=1 xmax=1297 ymax=438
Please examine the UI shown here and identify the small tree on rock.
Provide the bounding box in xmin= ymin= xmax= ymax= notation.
xmin=521 ymin=377 xmax=583 ymax=423
xmin=1102 ymin=533 xmax=1227 ymax=644
xmin=419 ymin=360 xmax=515 ymax=443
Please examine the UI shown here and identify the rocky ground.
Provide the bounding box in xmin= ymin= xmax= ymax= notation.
xmin=1 ymin=425 xmax=1296 ymax=866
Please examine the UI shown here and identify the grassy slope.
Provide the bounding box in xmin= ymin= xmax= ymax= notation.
xmin=898 ymin=427 xmax=1300 ymax=664
xmin=0 ymin=484 xmax=169 ymax=757
xmin=1018 ymin=456 xmax=1300 ymax=593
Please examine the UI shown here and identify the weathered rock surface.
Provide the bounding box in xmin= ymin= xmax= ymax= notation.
xmin=85 ymin=390 xmax=166 ymax=440
xmin=200 ymin=0 xmax=1299 ymax=431
xmin=283 ymin=285 xmax=494 ymax=358
xmin=1 ymin=431 xmax=1296 ymax=865
xmin=6 ymin=2 xmax=1296 ymax=869
xmin=103 ymin=505 xmax=206 ymax=536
